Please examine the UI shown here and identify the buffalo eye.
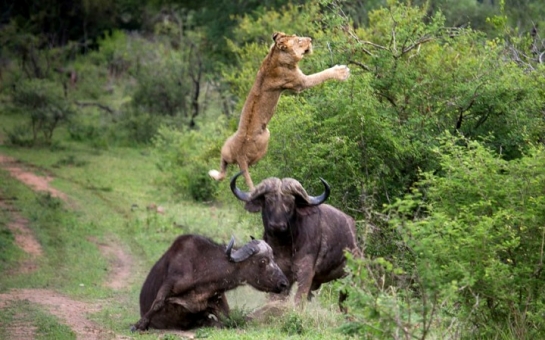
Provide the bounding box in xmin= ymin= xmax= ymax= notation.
xmin=260 ymin=258 xmax=269 ymax=266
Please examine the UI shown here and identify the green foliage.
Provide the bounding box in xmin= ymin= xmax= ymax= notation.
xmin=339 ymin=253 xmax=457 ymax=339
xmin=343 ymin=133 xmax=545 ymax=338
xmin=117 ymin=109 xmax=165 ymax=146
xmin=402 ymin=135 xmax=545 ymax=337
xmin=232 ymin=2 xmax=322 ymax=44
xmin=153 ymin=123 xmax=223 ymax=202
xmin=220 ymin=307 xmax=249 ymax=329
xmin=131 ymin=44 xmax=191 ymax=118
xmin=9 ymin=79 xmax=75 ymax=146
xmin=281 ymin=312 xmax=305 ymax=335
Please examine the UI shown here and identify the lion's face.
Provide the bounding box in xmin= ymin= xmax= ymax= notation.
xmin=273 ymin=32 xmax=313 ymax=63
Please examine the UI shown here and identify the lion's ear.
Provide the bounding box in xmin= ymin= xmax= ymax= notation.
xmin=273 ymin=33 xmax=289 ymax=50
xmin=272 ymin=32 xmax=285 ymax=42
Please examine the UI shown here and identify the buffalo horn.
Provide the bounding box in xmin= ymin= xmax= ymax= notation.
xmin=307 ymin=177 xmax=331 ymax=206
xmin=225 ymin=235 xmax=236 ymax=257
xmin=229 ymin=240 xmax=261 ymax=263
xmin=283 ymin=177 xmax=331 ymax=206
xmin=230 ymin=171 xmax=251 ymax=202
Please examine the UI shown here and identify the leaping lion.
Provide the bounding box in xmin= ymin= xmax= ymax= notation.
xmin=209 ymin=32 xmax=350 ymax=190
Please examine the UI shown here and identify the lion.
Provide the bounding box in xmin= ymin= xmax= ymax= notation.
xmin=209 ymin=32 xmax=350 ymax=190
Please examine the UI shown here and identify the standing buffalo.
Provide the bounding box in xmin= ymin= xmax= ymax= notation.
xmin=230 ymin=172 xmax=359 ymax=306
xmin=132 ymin=234 xmax=288 ymax=331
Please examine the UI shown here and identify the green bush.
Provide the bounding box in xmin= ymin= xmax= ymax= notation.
xmin=342 ymin=133 xmax=545 ymax=338
xmin=117 ymin=109 xmax=165 ymax=145
xmin=219 ymin=307 xmax=249 ymax=329
xmin=131 ymin=48 xmax=190 ymax=118
xmin=281 ymin=312 xmax=305 ymax=335
xmin=10 ymin=78 xmax=75 ymax=146
xmin=5 ymin=123 xmax=35 ymax=147
xmin=153 ymin=123 xmax=223 ymax=202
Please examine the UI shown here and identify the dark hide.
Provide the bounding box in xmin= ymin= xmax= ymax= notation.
xmin=231 ymin=172 xmax=360 ymax=307
xmin=132 ymin=234 xmax=288 ymax=331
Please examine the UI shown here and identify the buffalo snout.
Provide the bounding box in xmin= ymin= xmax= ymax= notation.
xmin=261 ymin=265 xmax=289 ymax=293
xmin=267 ymin=221 xmax=288 ymax=233
xmin=277 ymin=277 xmax=289 ymax=293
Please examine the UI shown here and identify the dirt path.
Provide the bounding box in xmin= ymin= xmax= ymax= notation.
xmin=0 ymin=197 xmax=42 ymax=276
xmin=91 ymin=237 xmax=134 ymax=290
xmin=0 ymin=153 xmax=143 ymax=339
xmin=0 ymin=154 xmax=68 ymax=201
xmin=0 ymin=289 xmax=117 ymax=340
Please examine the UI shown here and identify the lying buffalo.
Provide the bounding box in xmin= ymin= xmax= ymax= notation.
xmin=132 ymin=234 xmax=289 ymax=331
xmin=231 ymin=172 xmax=359 ymax=307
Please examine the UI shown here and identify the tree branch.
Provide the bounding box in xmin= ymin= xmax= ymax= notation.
xmin=75 ymin=101 xmax=116 ymax=114
xmin=348 ymin=60 xmax=372 ymax=72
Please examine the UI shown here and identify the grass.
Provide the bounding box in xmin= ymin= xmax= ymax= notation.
xmin=0 ymin=122 xmax=351 ymax=339
xmin=0 ymin=300 xmax=76 ymax=340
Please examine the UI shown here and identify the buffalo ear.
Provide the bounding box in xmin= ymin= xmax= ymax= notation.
xmin=244 ymin=200 xmax=263 ymax=213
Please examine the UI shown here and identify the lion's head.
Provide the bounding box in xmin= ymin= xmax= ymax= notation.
xmin=272 ymin=32 xmax=313 ymax=62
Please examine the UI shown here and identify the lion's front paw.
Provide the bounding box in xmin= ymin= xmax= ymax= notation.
xmin=332 ymin=65 xmax=350 ymax=81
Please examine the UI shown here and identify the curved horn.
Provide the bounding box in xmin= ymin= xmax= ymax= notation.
xmin=281 ymin=177 xmax=330 ymax=206
xmin=230 ymin=171 xmax=251 ymax=202
xmin=225 ymin=235 xmax=235 ymax=257
xmin=308 ymin=177 xmax=330 ymax=206
xmin=229 ymin=241 xmax=258 ymax=262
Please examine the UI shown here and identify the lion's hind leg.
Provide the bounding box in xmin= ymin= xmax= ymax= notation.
xmin=237 ymin=159 xmax=254 ymax=190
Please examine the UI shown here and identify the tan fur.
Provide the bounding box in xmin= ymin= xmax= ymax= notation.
xmin=209 ymin=32 xmax=350 ymax=189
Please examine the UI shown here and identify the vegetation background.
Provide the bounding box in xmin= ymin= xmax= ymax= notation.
xmin=1 ymin=0 xmax=545 ymax=338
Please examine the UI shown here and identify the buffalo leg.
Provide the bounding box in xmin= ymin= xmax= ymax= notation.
xmin=307 ymin=282 xmax=322 ymax=301
xmin=205 ymin=294 xmax=230 ymax=327
xmin=293 ymin=258 xmax=315 ymax=306
xmin=132 ymin=281 xmax=174 ymax=331
xmin=338 ymin=289 xmax=348 ymax=313
xmin=294 ymin=275 xmax=313 ymax=306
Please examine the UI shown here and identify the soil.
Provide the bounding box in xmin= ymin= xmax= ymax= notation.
xmin=0 ymin=155 xmax=68 ymax=201
xmin=90 ymin=237 xmax=134 ymax=291
xmin=0 ymin=153 xmax=195 ymax=339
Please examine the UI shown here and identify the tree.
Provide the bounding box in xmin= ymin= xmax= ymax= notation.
xmin=9 ymin=79 xmax=75 ymax=146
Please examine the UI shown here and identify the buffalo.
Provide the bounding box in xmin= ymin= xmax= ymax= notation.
xmin=230 ymin=172 xmax=360 ymax=307
xmin=132 ymin=234 xmax=289 ymax=331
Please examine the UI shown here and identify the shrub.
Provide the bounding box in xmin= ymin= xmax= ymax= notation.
xmin=10 ymin=78 xmax=75 ymax=146
xmin=131 ymin=50 xmax=190 ymax=118
xmin=153 ymin=123 xmax=223 ymax=202
xmin=219 ymin=307 xmax=249 ymax=329
xmin=342 ymin=133 xmax=545 ymax=338
xmin=281 ymin=312 xmax=305 ymax=335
